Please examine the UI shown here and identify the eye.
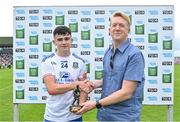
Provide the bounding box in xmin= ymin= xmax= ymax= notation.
xmin=119 ymin=23 xmax=125 ymax=28
xmin=57 ymin=38 xmax=63 ymax=41
xmin=112 ymin=24 xmax=117 ymax=27
xmin=64 ymin=37 xmax=71 ymax=41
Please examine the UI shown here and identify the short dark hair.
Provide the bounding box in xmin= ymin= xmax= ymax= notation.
xmin=53 ymin=26 xmax=71 ymax=37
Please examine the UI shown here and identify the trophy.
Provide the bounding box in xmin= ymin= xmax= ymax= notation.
xmin=70 ymin=85 xmax=82 ymax=112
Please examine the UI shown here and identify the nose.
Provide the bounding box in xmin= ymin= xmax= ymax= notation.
xmin=115 ymin=25 xmax=121 ymax=30
xmin=62 ymin=40 xmax=66 ymax=44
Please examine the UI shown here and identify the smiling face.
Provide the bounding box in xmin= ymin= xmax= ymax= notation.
xmin=109 ymin=16 xmax=130 ymax=44
xmin=53 ymin=34 xmax=72 ymax=52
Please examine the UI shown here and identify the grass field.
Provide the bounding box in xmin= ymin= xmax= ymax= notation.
xmin=0 ymin=64 xmax=180 ymax=121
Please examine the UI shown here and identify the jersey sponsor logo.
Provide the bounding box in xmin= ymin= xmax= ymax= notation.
xmin=60 ymin=72 xmax=70 ymax=78
xmin=72 ymin=62 xmax=79 ymax=69
xmin=60 ymin=61 xmax=68 ymax=68
xmin=56 ymin=72 xmax=73 ymax=83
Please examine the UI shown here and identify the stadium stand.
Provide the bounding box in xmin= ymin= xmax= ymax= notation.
xmin=0 ymin=37 xmax=13 ymax=69
xmin=175 ymin=57 xmax=180 ymax=64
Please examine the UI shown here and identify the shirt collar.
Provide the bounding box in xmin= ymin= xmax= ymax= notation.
xmin=110 ymin=38 xmax=130 ymax=53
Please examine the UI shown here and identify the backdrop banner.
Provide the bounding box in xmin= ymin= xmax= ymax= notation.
xmin=13 ymin=5 xmax=174 ymax=105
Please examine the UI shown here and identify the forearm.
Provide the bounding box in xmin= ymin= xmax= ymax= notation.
xmin=47 ymin=83 xmax=76 ymax=95
xmin=94 ymin=80 xmax=103 ymax=88
xmin=79 ymin=91 xmax=88 ymax=104
xmin=99 ymin=89 xmax=131 ymax=107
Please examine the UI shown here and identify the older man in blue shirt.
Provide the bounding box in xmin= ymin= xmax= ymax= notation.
xmin=75 ymin=11 xmax=145 ymax=121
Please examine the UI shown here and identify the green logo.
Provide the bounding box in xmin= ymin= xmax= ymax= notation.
xmin=29 ymin=35 xmax=38 ymax=45
xmin=16 ymin=87 xmax=24 ymax=99
xmin=43 ymin=42 xmax=52 ymax=52
xmin=16 ymin=60 xmax=24 ymax=69
xmin=86 ymin=63 xmax=90 ymax=73
xmin=163 ymin=73 xmax=172 ymax=83
xmin=16 ymin=29 xmax=25 ymax=38
xmin=135 ymin=24 xmax=144 ymax=35
xmin=95 ymin=37 xmax=104 ymax=47
xmin=55 ymin=15 xmax=64 ymax=25
xmin=69 ymin=23 xmax=78 ymax=32
xmin=148 ymin=33 xmax=158 ymax=43
xmin=29 ymin=67 xmax=38 ymax=77
xmin=81 ymin=30 xmax=90 ymax=40
xmin=163 ymin=40 xmax=172 ymax=50
xmin=95 ymin=70 xmax=103 ymax=80
xmin=148 ymin=67 xmax=158 ymax=76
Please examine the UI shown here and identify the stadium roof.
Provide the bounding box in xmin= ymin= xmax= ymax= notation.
xmin=0 ymin=37 xmax=13 ymax=47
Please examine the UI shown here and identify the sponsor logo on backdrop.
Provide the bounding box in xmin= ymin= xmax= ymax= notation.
xmin=147 ymin=96 xmax=158 ymax=101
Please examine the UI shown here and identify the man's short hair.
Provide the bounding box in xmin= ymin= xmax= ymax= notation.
xmin=53 ymin=26 xmax=71 ymax=37
xmin=109 ymin=11 xmax=131 ymax=27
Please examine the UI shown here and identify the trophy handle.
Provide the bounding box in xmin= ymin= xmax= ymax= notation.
xmin=72 ymin=98 xmax=76 ymax=105
xmin=76 ymin=85 xmax=80 ymax=105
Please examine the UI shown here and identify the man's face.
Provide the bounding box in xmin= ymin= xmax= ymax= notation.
xmin=109 ymin=16 xmax=130 ymax=43
xmin=53 ymin=34 xmax=72 ymax=52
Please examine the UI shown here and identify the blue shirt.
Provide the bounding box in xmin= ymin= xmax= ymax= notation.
xmin=97 ymin=39 xmax=145 ymax=121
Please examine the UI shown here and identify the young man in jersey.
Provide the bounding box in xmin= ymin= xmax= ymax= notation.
xmin=42 ymin=26 xmax=93 ymax=121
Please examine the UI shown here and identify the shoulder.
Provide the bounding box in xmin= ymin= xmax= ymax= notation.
xmin=42 ymin=53 xmax=55 ymax=63
xmin=72 ymin=53 xmax=85 ymax=64
xmin=127 ymin=43 xmax=142 ymax=55
xmin=104 ymin=45 xmax=111 ymax=56
xmin=126 ymin=43 xmax=144 ymax=61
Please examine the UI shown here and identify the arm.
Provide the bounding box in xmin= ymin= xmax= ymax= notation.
xmin=99 ymin=80 xmax=137 ymax=106
xmin=79 ymin=72 xmax=88 ymax=104
xmin=93 ymin=80 xmax=103 ymax=88
xmin=76 ymin=80 xmax=137 ymax=114
xmin=76 ymin=80 xmax=138 ymax=114
xmin=76 ymin=52 xmax=144 ymax=114
xmin=44 ymin=75 xmax=82 ymax=95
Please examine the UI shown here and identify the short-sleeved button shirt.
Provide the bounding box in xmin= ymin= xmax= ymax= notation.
xmin=97 ymin=39 xmax=145 ymax=121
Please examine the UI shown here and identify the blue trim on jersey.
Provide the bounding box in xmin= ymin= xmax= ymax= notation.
xmin=72 ymin=53 xmax=85 ymax=63
xmin=42 ymin=53 xmax=55 ymax=62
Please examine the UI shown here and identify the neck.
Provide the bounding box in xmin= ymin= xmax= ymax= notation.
xmin=113 ymin=37 xmax=127 ymax=50
xmin=56 ymin=50 xmax=71 ymax=57
xmin=112 ymin=40 xmax=122 ymax=51
xmin=113 ymin=42 xmax=120 ymax=49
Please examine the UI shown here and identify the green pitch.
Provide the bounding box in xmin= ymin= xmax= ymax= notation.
xmin=0 ymin=64 xmax=180 ymax=121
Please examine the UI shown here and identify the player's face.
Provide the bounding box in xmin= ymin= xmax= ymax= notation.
xmin=53 ymin=34 xmax=72 ymax=52
xmin=109 ymin=16 xmax=130 ymax=43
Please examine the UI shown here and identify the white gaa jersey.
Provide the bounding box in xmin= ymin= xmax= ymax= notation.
xmin=41 ymin=53 xmax=86 ymax=121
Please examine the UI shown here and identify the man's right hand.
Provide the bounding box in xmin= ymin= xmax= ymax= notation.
xmin=73 ymin=80 xmax=95 ymax=93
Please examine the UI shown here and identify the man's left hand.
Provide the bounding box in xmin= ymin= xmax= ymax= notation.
xmin=75 ymin=101 xmax=96 ymax=115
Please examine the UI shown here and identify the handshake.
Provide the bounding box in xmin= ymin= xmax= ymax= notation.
xmin=74 ymin=80 xmax=95 ymax=94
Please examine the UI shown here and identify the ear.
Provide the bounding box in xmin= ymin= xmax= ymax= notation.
xmin=53 ymin=40 xmax=56 ymax=45
xmin=71 ymin=38 xmax=73 ymax=42
xmin=108 ymin=27 xmax=111 ymax=36
xmin=128 ymin=27 xmax=131 ymax=33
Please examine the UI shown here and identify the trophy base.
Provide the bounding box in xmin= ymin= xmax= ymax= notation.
xmin=69 ymin=105 xmax=82 ymax=112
